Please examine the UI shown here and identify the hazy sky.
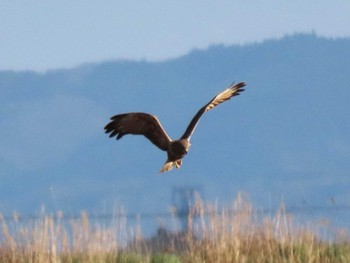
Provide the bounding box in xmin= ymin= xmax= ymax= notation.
xmin=1 ymin=1 xmax=350 ymax=72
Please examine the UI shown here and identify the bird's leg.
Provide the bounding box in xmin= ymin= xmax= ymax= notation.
xmin=175 ymin=159 xmax=182 ymax=169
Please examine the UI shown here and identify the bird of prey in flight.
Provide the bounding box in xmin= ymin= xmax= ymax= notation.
xmin=105 ymin=82 xmax=246 ymax=173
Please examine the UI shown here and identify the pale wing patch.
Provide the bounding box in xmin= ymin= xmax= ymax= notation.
xmin=205 ymin=87 xmax=239 ymax=112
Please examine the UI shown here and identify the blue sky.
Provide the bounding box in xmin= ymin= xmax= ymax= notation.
xmin=1 ymin=1 xmax=350 ymax=72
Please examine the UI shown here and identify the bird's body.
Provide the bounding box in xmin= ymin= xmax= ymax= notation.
xmin=104 ymin=82 xmax=246 ymax=173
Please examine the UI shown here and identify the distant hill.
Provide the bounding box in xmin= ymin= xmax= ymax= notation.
xmin=1 ymin=33 xmax=350 ymax=232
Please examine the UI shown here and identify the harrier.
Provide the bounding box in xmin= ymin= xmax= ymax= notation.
xmin=105 ymin=82 xmax=246 ymax=173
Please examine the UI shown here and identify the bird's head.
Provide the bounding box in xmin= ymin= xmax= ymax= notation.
xmin=172 ymin=139 xmax=191 ymax=156
xmin=180 ymin=139 xmax=191 ymax=153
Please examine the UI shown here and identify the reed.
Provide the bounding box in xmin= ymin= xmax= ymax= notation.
xmin=0 ymin=193 xmax=349 ymax=262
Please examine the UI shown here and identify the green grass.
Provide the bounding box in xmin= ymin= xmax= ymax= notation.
xmin=1 ymin=193 xmax=349 ymax=262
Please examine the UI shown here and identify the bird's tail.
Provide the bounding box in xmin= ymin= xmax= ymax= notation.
xmin=159 ymin=159 xmax=182 ymax=174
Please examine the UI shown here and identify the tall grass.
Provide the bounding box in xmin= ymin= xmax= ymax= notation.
xmin=182 ymin=193 xmax=350 ymax=262
xmin=0 ymin=193 xmax=349 ymax=262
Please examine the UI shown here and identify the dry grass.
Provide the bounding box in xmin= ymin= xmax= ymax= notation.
xmin=0 ymin=193 xmax=349 ymax=263
xmin=181 ymin=193 xmax=350 ymax=263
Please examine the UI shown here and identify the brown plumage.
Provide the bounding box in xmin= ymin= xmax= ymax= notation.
xmin=104 ymin=82 xmax=246 ymax=173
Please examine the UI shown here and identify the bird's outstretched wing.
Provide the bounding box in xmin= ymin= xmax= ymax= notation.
xmin=104 ymin=112 xmax=172 ymax=151
xmin=181 ymin=82 xmax=246 ymax=140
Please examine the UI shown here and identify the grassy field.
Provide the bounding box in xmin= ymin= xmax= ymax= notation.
xmin=1 ymin=193 xmax=349 ymax=263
